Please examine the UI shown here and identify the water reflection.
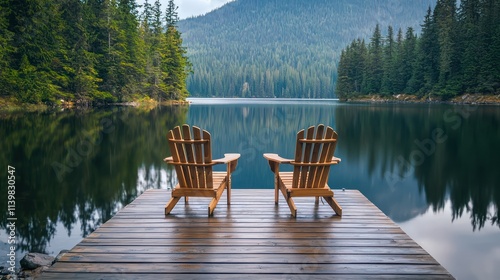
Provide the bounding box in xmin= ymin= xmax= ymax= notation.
xmin=186 ymin=100 xmax=500 ymax=231
xmin=336 ymin=104 xmax=500 ymax=230
xmin=0 ymin=100 xmax=499 ymax=275
xmin=0 ymin=106 xmax=187 ymax=256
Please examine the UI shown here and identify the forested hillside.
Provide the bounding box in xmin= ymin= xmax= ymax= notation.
xmin=178 ymin=0 xmax=436 ymax=98
xmin=336 ymin=0 xmax=500 ymax=99
xmin=0 ymin=0 xmax=190 ymax=105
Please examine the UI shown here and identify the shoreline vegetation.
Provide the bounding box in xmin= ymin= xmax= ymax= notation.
xmin=335 ymin=2 xmax=500 ymax=101
xmin=341 ymin=93 xmax=500 ymax=105
xmin=2 ymin=93 xmax=500 ymax=113
xmin=0 ymin=0 xmax=191 ymax=107
xmin=0 ymin=96 xmax=189 ymax=113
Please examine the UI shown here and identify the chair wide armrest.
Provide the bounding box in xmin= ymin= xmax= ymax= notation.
xmin=213 ymin=153 xmax=240 ymax=164
xmin=213 ymin=153 xmax=240 ymax=174
xmin=263 ymin=153 xmax=293 ymax=174
xmin=263 ymin=153 xmax=292 ymax=164
xmin=163 ymin=156 xmax=173 ymax=163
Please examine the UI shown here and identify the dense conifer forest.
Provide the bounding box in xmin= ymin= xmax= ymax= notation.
xmin=0 ymin=0 xmax=191 ymax=105
xmin=178 ymin=0 xmax=436 ymax=98
xmin=336 ymin=0 xmax=500 ymax=99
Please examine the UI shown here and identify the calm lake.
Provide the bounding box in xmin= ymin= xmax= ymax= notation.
xmin=1 ymin=98 xmax=499 ymax=279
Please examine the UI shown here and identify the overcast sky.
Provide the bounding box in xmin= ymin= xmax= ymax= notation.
xmin=140 ymin=0 xmax=234 ymax=19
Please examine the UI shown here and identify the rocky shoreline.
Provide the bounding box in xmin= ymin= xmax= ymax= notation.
xmin=1 ymin=251 xmax=67 ymax=280
xmin=0 ymin=96 xmax=190 ymax=113
xmin=341 ymin=93 xmax=500 ymax=105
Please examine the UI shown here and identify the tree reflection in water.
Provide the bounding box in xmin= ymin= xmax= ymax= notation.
xmin=0 ymin=106 xmax=187 ymax=254
xmin=0 ymin=100 xmax=498 ymax=259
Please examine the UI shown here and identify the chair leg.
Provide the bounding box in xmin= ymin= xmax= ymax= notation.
xmin=279 ymin=184 xmax=297 ymax=217
xmin=324 ymin=197 xmax=342 ymax=216
xmin=274 ymin=174 xmax=280 ymax=204
xmin=285 ymin=196 xmax=297 ymax=217
xmin=208 ymin=197 xmax=220 ymax=216
xmin=226 ymin=176 xmax=231 ymax=206
xmin=208 ymin=185 xmax=226 ymax=216
xmin=165 ymin=197 xmax=181 ymax=216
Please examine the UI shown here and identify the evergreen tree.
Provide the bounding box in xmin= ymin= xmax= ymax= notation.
xmin=160 ymin=0 xmax=191 ymax=100
xmin=457 ymin=0 xmax=481 ymax=92
xmin=141 ymin=0 xmax=168 ymax=100
xmin=414 ymin=7 xmax=440 ymax=96
xmin=401 ymin=27 xmax=418 ymax=93
xmin=0 ymin=0 xmax=191 ymax=104
xmin=60 ymin=0 xmax=107 ymax=103
xmin=434 ymin=0 xmax=458 ymax=96
xmin=381 ymin=26 xmax=396 ymax=95
xmin=116 ymin=0 xmax=144 ymax=99
xmin=336 ymin=49 xmax=352 ymax=98
xmin=363 ymin=24 xmax=383 ymax=94
xmin=7 ymin=0 xmax=69 ymax=103
xmin=477 ymin=0 xmax=500 ymax=93
xmin=336 ymin=38 xmax=368 ymax=98
xmin=0 ymin=0 xmax=14 ymax=94
xmin=331 ymin=0 xmax=500 ymax=98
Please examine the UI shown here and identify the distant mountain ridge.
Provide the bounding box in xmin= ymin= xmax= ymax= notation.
xmin=178 ymin=0 xmax=437 ymax=98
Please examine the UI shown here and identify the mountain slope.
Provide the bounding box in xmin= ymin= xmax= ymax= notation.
xmin=178 ymin=0 xmax=436 ymax=98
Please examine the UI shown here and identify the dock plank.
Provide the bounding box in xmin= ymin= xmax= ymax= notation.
xmin=40 ymin=189 xmax=454 ymax=279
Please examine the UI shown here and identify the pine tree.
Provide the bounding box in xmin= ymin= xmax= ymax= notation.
xmin=60 ymin=0 xmax=109 ymax=103
xmin=401 ymin=27 xmax=417 ymax=94
xmin=140 ymin=0 xmax=166 ymax=100
xmin=7 ymin=0 xmax=69 ymax=103
xmin=336 ymin=49 xmax=351 ymax=98
xmin=381 ymin=26 xmax=396 ymax=95
xmin=457 ymin=0 xmax=481 ymax=92
xmin=336 ymin=39 xmax=368 ymax=98
xmin=0 ymin=0 xmax=15 ymax=94
xmin=160 ymin=0 xmax=191 ymax=100
xmin=412 ymin=7 xmax=440 ymax=96
xmin=477 ymin=0 xmax=500 ymax=93
xmin=363 ymin=24 xmax=383 ymax=94
xmin=116 ymin=0 xmax=143 ymax=99
xmin=434 ymin=0 xmax=458 ymax=96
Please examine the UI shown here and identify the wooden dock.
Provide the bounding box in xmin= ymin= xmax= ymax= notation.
xmin=40 ymin=189 xmax=454 ymax=279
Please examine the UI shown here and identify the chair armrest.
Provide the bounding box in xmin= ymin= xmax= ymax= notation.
xmin=213 ymin=153 xmax=240 ymax=174
xmin=163 ymin=156 xmax=173 ymax=163
xmin=263 ymin=153 xmax=292 ymax=164
xmin=263 ymin=153 xmax=293 ymax=174
xmin=213 ymin=153 xmax=240 ymax=164
xmin=332 ymin=156 xmax=341 ymax=163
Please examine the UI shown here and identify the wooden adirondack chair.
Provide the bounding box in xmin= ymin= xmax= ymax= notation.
xmin=263 ymin=124 xmax=342 ymax=217
xmin=164 ymin=125 xmax=240 ymax=216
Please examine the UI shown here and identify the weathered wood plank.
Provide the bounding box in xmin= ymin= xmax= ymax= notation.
xmin=69 ymin=245 xmax=430 ymax=255
xmin=77 ymin=238 xmax=421 ymax=247
xmin=39 ymin=189 xmax=454 ymax=279
xmin=40 ymin=273 xmax=454 ymax=280
xmin=45 ymin=262 xmax=451 ymax=275
xmin=59 ymin=253 xmax=440 ymax=265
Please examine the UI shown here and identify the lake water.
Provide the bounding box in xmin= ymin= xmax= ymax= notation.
xmin=1 ymin=98 xmax=499 ymax=279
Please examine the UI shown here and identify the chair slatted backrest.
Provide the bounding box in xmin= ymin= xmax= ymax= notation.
xmin=167 ymin=125 xmax=213 ymax=189
xmin=292 ymin=125 xmax=338 ymax=189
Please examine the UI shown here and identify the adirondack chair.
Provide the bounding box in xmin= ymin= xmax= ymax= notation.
xmin=263 ymin=125 xmax=342 ymax=217
xmin=164 ymin=125 xmax=240 ymax=216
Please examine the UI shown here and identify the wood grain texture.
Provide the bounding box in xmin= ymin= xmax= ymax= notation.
xmin=39 ymin=189 xmax=454 ymax=279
